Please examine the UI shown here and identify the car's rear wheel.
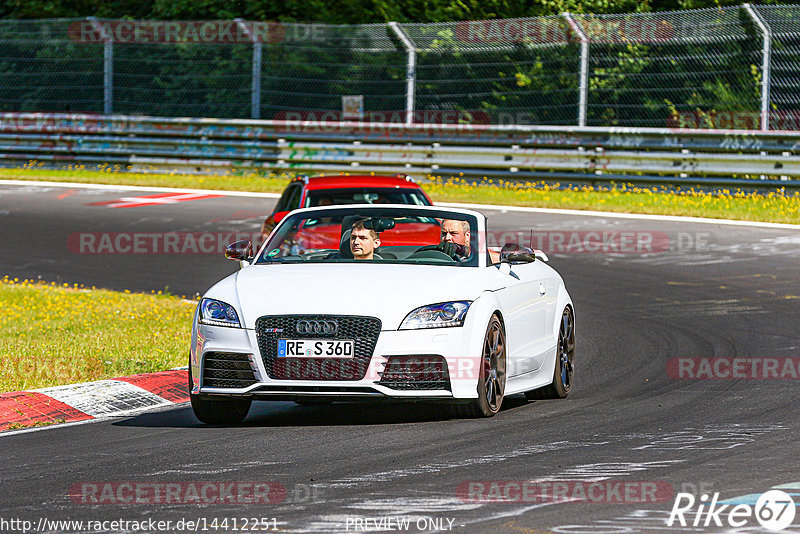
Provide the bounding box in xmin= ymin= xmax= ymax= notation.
xmin=526 ymin=306 xmax=574 ymax=400
xmin=451 ymin=314 xmax=506 ymax=418
xmin=188 ymin=368 xmax=252 ymax=424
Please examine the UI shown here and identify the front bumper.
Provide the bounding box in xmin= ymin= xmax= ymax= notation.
xmin=190 ymin=322 xmax=482 ymax=400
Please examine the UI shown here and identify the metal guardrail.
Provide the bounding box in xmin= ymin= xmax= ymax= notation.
xmin=1 ymin=113 xmax=800 ymax=189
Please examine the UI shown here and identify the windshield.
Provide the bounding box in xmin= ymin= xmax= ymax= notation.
xmin=304 ymin=188 xmax=430 ymax=207
xmin=255 ymin=207 xmax=479 ymax=267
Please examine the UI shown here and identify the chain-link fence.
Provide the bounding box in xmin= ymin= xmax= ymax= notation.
xmin=575 ymin=8 xmax=763 ymax=128
xmin=0 ymin=6 xmax=798 ymax=129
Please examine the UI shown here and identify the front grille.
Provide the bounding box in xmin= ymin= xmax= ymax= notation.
xmin=202 ymin=352 xmax=257 ymax=389
xmin=256 ymin=315 xmax=382 ymax=380
xmin=377 ymin=355 xmax=451 ymax=391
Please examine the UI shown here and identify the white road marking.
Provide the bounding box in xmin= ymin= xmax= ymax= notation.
xmin=146 ymin=460 xmax=282 ymax=476
xmin=0 ymin=179 xmax=281 ymax=198
xmin=531 ymin=460 xmax=684 ymax=483
xmin=320 ymin=440 xmax=609 ymax=489
xmin=348 ymin=497 xmax=484 ymax=513
xmin=436 ymin=201 xmax=800 ymax=230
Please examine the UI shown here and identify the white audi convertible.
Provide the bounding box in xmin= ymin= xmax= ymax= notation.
xmin=189 ymin=205 xmax=574 ymax=423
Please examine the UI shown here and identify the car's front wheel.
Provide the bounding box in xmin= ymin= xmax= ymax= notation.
xmin=188 ymin=370 xmax=252 ymax=424
xmin=526 ymin=306 xmax=574 ymax=400
xmin=452 ymin=314 xmax=506 ymax=418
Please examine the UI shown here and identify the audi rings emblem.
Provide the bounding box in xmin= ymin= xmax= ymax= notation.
xmin=296 ymin=320 xmax=338 ymax=335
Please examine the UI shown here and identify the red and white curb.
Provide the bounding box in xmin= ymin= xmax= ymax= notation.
xmin=0 ymin=369 xmax=188 ymax=432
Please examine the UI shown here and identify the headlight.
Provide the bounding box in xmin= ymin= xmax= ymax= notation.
xmin=198 ymin=298 xmax=241 ymax=328
xmin=399 ymin=301 xmax=471 ymax=330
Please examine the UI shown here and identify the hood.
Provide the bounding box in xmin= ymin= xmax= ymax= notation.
xmin=210 ymin=263 xmax=504 ymax=330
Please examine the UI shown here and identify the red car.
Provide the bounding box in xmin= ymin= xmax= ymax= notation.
xmin=260 ymin=174 xmax=433 ymax=240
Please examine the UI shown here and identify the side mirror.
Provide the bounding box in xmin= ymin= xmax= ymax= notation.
xmin=500 ymin=243 xmax=536 ymax=264
xmin=225 ymin=240 xmax=254 ymax=262
xmin=272 ymin=211 xmax=290 ymax=224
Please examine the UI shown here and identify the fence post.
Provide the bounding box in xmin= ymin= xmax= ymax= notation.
xmin=743 ymin=4 xmax=771 ymax=131
xmin=388 ymin=22 xmax=416 ymax=125
xmin=236 ymin=19 xmax=262 ymax=119
xmin=563 ymin=13 xmax=588 ymax=127
xmin=88 ymin=17 xmax=113 ymax=115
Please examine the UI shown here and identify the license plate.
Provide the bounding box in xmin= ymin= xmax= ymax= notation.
xmin=277 ymin=339 xmax=354 ymax=358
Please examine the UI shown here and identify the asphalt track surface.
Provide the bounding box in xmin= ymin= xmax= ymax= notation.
xmin=1 ymin=183 xmax=800 ymax=534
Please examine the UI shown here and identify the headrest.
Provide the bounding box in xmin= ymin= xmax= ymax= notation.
xmin=339 ymin=227 xmax=354 ymax=259
xmin=338 ymin=216 xmax=360 ymax=259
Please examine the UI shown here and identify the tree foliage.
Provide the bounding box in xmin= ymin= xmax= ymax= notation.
xmin=1 ymin=0 xmax=788 ymax=22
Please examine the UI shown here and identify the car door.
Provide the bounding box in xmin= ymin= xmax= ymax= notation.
xmin=493 ymin=260 xmax=550 ymax=378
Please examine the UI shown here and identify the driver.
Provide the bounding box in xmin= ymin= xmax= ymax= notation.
xmin=440 ymin=218 xmax=500 ymax=263
xmin=350 ymin=220 xmax=381 ymax=260
xmin=440 ymin=219 xmax=470 ymax=254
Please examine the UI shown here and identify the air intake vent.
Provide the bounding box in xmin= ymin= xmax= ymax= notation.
xmin=378 ymin=355 xmax=451 ymax=391
xmin=202 ymin=352 xmax=257 ymax=388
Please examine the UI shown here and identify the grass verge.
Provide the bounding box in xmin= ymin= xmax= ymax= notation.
xmin=426 ymin=178 xmax=800 ymax=224
xmin=1 ymin=167 xmax=799 ymax=224
xmin=0 ymin=277 xmax=196 ymax=393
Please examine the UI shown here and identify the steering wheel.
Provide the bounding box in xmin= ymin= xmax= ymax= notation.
xmin=413 ymin=242 xmax=464 ymax=261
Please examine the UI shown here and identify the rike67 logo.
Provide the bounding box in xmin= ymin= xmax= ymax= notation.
xmin=668 ymin=490 xmax=796 ymax=531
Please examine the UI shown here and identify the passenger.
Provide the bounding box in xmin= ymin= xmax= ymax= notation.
xmin=350 ymin=220 xmax=381 ymax=260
